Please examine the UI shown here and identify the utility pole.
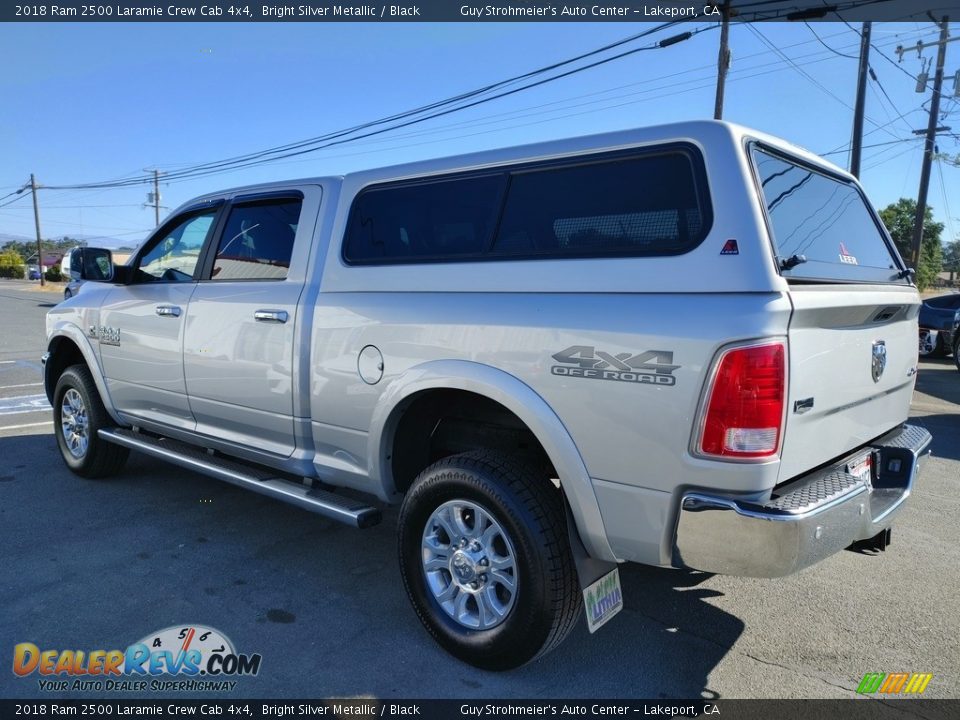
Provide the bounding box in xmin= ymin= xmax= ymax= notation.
xmin=911 ymin=17 xmax=950 ymax=270
xmin=849 ymin=22 xmax=872 ymax=178
xmin=714 ymin=0 xmax=732 ymax=119
xmin=146 ymin=170 xmax=160 ymax=226
xmin=30 ymin=173 xmax=45 ymax=288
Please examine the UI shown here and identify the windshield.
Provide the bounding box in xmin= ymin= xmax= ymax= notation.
xmin=751 ymin=146 xmax=906 ymax=284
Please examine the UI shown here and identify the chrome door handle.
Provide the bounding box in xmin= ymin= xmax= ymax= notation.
xmin=254 ymin=310 xmax=288 ymax=324
xmin=155 ymin=305 xmax=181 ymax=317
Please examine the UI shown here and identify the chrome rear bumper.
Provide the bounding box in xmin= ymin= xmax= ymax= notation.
xmin=673 ymin=424 xmax=931 ymax=578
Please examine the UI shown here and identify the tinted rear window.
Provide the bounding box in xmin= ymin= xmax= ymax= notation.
xmin=752 ymin=147 xmax=904 ymax=283
xmin=343 ymin=146 xmax=711 ymax=264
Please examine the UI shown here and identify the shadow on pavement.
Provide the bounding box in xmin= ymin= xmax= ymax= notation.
xmin=909 ymin=413 xmax=960 ymax=463
xmin=0 ymin=433 xmax=743 ymax=700
xmin=916 ymin=358 xmax=960 ymax=406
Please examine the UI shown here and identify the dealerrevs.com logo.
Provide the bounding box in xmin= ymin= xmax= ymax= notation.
xmin=13 ymin=625 xmax=261 ymax=692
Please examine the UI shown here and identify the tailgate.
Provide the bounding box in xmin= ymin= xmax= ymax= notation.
xmin=780 ymin=286 xmax=919 ymax=482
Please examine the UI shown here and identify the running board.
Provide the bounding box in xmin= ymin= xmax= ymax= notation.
xmin=98 ymin=428 xmax=381 ymax=529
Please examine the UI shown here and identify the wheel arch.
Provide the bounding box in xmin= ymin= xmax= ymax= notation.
xmin=45 ymin=325 xmax=121 ymax=424
xmin=369 ymin=359 xmax=617 ymax=562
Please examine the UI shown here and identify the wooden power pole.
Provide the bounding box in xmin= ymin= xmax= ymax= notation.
xmin=911 ymin=17 xmax=950 ymax=270
xmin=714 ymin=0 xmax=732 ymax=119
xmin=849 ymin=22 xmax=872 ymax=178
xmin=152 ymin=169 xmax=162 ymax=227
xmin=30 ymin=173 xmax=44 ymax=288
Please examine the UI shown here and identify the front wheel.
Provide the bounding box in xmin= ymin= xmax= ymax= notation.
xmin=397 ymin=450 xmax=581 ymax=670
xmin=53 ymin=364 xmax=128 ymax=478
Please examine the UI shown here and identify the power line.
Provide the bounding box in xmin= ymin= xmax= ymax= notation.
xmin=804 ymin=22 xmax=858 ymax=59
xmin=0 ymin=192 xmax=30 ymax=210
xmin=746 ymin=24 xmax=903 ymax=143
xmin=43 ymin=21 xmax=692 ymax=191
xmin=821 ymin=137 xmax=921 ymax=156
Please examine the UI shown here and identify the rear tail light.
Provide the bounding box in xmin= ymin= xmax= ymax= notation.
xmin=697 ymin=341 xmax=786 ymax=459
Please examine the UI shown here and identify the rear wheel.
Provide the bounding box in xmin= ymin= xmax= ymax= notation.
xmin=918 ymin=329 xmax=945 ymax=357
xmin=397 ymin=450 xmax=581 ymax=670
xmin=53 ymin=364 xmax=128 ymax=478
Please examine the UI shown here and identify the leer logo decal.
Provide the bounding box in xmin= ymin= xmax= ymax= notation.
xmin=551 ymin=345 xmax=679 ymax=386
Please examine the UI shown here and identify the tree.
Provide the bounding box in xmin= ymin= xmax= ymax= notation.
xmin=0 ymin=248 xmax=26 ymax=279
xmin=943 ymin=239 xmax=960 ymax=286
xmin=878 ymin=198 xmax=943 ymax=290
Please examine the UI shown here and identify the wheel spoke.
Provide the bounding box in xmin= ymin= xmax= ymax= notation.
xmin=491 ymin=569 xmax=516 ymax=592
xmin=454 ymin=589 xmax=471 ymax=624
xmin=452 ymin=504 xmax=473 ymax=537
xmin=436 ymin=581 xmax=458 ymax=604
xmin=469 ymin=511 xmax=489 ymax=540
xmin=478 ymin=586 xmax=506 ymax=628
xmin=433 ymin=506 xmax=459 ymax=544
xmin=423 ymin=556 xmax=448 ymax=572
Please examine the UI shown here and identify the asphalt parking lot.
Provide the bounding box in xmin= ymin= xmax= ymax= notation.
xmin=0 ymin=279 xmax=957 ymax=700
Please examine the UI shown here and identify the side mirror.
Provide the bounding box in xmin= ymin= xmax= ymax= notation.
xmin=71 ymin=247 xmax=115 ymax=282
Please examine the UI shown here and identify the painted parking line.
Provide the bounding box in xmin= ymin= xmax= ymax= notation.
xmin=0 ymin=360 xmax=16 ymax=365
xmin=0 ymin=420 xmax=53 ymax=431
xmin=0 ymin=394 xmax=51 ymax=415
xmin=1 ymin=382 xmax=43 ymax=389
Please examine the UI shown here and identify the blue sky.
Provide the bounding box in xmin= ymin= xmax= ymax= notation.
xmin=1 ymin=21 xmax=957 ymax=247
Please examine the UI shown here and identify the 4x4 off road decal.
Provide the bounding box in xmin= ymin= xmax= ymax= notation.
xmin=551 ymin=346 xmax=679 ymax=386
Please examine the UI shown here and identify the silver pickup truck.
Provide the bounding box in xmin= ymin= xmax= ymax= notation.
xmin=44 ymin=121 xmax=931 ymax=670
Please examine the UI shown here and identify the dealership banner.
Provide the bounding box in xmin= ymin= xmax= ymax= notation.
xmin=1 ymin=700 xmax=959 ymax=720
xmin=0 ymin=1 xmax=945 ymax=23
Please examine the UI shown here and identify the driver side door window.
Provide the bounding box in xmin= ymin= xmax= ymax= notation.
xmin=136 ymin=211 xmax=217 ymax=282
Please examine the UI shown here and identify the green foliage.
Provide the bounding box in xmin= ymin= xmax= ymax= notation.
xmin=0 ymin=236 xmax=81 ymax=261
xmin=44 ymin=266 xmax=63 ymax=282
xmin=0 ymin=249 xmax=25 ymax=279
xmin=878 ymin=198 xmax=943 ymax=290
xmin=944 ymin=240 xmax=960 ymax=272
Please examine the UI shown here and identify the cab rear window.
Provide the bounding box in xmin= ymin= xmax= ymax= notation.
xmin=751 ymin=146 xmax=906 ymax=283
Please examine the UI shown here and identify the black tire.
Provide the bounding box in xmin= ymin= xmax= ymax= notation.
xmin=397 ymin=450 xmax=581 ymax=670
xmin=63 ymin=289 xmax=72 ymax=300
xmin=918 ymin=329 xmax=945 ymax=358
xmin=53 ymin=364 xmax=128 ymax=478
xmin=954 ymin=334 xmax=960 ymax=373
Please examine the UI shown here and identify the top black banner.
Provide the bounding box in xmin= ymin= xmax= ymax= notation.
xmin=0 ymin=0 xmax=955 ymax=23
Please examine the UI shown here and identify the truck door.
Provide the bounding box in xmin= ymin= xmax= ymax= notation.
xmin=183 ymin=190 xmax=316 ymax=458
xmin=99 ymin=206 xmax=221 ymax=431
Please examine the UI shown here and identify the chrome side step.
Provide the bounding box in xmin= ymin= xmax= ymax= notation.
xmin=98 ymin=428 xmax=381 ymax=529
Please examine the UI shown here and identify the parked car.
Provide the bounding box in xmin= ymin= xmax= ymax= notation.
xmin=918 ymin=292 xmax=960 ymax=357
xmin=43 ymin=121 xmax=931 ymax=669
xmin=28 ymin=268 xmax=41 ymax=280
xmin=63 ymin=276 xmax=84 ymax=300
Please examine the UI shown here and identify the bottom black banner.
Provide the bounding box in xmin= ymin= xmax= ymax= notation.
xmin=0 ymin=699 xmax=957 ymax=720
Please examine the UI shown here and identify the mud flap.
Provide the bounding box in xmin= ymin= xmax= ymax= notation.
xmin=564 ymin=501 xmax=623 ymax=633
